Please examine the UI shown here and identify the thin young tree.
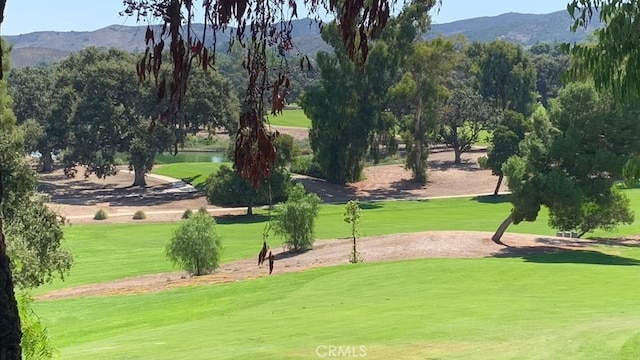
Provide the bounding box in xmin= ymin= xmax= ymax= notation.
xmin=344 ymin=199 xmax=363 ymax=263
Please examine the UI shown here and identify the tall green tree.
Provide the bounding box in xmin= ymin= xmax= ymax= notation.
xmin=390 ymin=37 xmax=459 ymax=183
xmin=302 ymin=22 xmax=396 ymax=184
xmin=8 ymin=66 xmax=67 ymax=172
xmin=0 ymin=40 xmax=70 ymax=359
xmin=185 ymin=67 xmax=240 ymax=135
xmin=472 ymin=40 xmax=537 ymax=116
xmin=529 ymin=43 xmax=569 ymax=108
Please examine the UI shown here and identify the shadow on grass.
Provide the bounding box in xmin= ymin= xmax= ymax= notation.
xmin=471 ymin=194 xmax=511 ymax=204
xmin=493 ymin=247 xmax=640 ymax=266
xmin=214 ymin=213 xmax=271 ymax=225
xmin=359 ymin=202 xmax=383 ymax=210
xmin=181 ymin=175 xmax=202 ymax=185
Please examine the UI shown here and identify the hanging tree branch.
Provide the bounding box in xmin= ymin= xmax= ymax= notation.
xmin=122 ymin=0 xmax=441 ymax=188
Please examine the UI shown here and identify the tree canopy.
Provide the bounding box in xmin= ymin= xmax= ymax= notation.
xmin=494 ymin=82 xmax=640 ymax=242
xmin=567 ymin=0 xmax=640 ymax=97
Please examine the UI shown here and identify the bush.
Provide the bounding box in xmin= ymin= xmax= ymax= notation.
xmin=182 ymin=209 xmax=194 ymax=219
xmin=272 ymin=183 xmax=322 ymax=251
xmin=197 ymin=207 xmax=209 ymax=215
xmin=166 ymin=212 xmax=223 ymax=276
xmin=93 ymin=209 xmax=108 ymax=220
xmin=132 ymin=210 xmax=146 ymax=220
xmin=204 ymin=164 xmax=291 ymax=211
xmin=291 ymin=155 xmax=324 ymax=178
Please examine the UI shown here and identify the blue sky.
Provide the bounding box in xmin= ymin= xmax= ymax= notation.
xmin=2 ymin=0 xmax=567 ymax=35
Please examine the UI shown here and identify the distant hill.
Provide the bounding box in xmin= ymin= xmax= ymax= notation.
xmin=4 ymin=9 xmax=600 ymax=68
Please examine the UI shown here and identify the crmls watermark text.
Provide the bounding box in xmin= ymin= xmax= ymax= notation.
xmin=316 ymin=345 xmax=367 ymax=358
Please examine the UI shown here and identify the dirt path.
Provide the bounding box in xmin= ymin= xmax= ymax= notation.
xmin=36 ymin=230 xmax=630 ymax=301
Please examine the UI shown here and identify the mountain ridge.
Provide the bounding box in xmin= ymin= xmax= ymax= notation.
xmin=5 ymin=9 xmax=600 ymax=68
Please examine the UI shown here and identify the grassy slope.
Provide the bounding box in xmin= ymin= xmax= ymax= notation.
xmin=151 ymin=162 xmax=232 ymax=188
xmin=37 ymin=254 xmax=640 ymax=359
xmin=267 ymin=109 xmax=311 ymax=128
xmin=36 ymin=191 xmax=640 ymax=294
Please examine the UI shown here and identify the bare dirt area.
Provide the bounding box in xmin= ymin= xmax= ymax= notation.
xmin=295 ymin=146 xmax=501 ymax=203
xmin=40 ymin=169 xmax=245 ymax=224
xmin=42 ymin=145 xmax=500 ymax=223
xmin=38 ymin=231 xmax=638 ymax=301
xmin=272 ymin=125 xmax=309 ymax=140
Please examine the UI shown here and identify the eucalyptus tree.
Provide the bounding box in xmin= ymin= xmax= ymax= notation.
xmin=390 ymin=36 xmax=459 ymax=183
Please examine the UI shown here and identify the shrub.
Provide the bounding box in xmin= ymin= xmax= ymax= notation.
xmin=291 ymin=155 xmax=324 ymax=178
xmin=166 ymin=212 xmax=223 ymax=276
xmin=197 ymin=207 xmax=209 ymax=215
xmin=204 ymin=164 xmax=291 ymax=214
xmin=272 ymin=183 xmax=322 ymax=252
xmin=132 ymin=210 xmax=146 ymax=220
xmin=93 ymin=209 xmax=108 ymax=220
xmin=182 ymin=209 xmax=194 ymax=219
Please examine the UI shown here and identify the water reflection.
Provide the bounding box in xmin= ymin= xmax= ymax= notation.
xmin=155 ymin=151 xmax=226 ymax=164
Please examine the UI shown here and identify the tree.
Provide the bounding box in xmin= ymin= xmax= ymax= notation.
xmin=472 ymin=41 xmax=537 ymax=116
xmin=567 ymin=1 xmax=640 ymax=98
xmin=60 ymin=49 xmax=159 ymax=184
xmin=482 ymin=109 xmax=531 ymax=195
xmin=166 ymin=212 xmax=223 ymax=276
xmin=493 ymin=82 xmax=640 ymax=242
xmin=272 ymin=183 xmax=321 ymax=252
xmin=438 ymin=85 xmax=497 ymax=164
xmin=301 ymin=21 xmax=401 ymax=184
xmin=184 ymin=67 xmax=240 ymax=135
xmin=344 ymin=200 xmax=363 ymax=263
xmin=529 ymin=43 xmax=569 ymax=108
xmin=7 ymin=66 xmax=64 ymax=172
xmin=390 ymin=37 xmax=459 ymax=183
xmin=0 ymin=39 xmax=71 ymax=359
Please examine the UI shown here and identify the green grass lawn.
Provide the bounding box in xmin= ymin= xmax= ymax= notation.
xmin=476 ymin=129 xmax=491 ymax=147
xmin=36 ymin=252 xmax=640 ymax=359
xmin=267 ymin=109 xmax=311 ymax=128
xmin=151 ymin=162 xmax=231 ymax=188
xmin=35 ymin=190 xmax=640 ymax=294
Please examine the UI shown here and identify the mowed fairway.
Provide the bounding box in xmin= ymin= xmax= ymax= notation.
xmin=36 ymin=255 xmax=640 ymax=359
xmin=32 ymin=190 xmax=640 ymax=359
xmin=35 ymin=191 xmax=640 ymax=293
xmin=151 ymin=162 xmax=232 ymax=188
xmin=267 ymin=109 xmax=311 ymax=128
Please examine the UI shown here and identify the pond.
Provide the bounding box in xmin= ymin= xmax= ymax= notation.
xmin=155 ymin=151 xmax=227 ymax=164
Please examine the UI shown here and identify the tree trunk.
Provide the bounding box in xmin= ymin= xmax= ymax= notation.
xmin=247 ymin=198 xmax=253 ymax=216
xmin=414 ymin=96 xmax=426 ymax=183
xmin=454 ymin=147 xmax=462 ymax=164
xmin=132 ymin=164 xmax=147 ymax=187
xmin=0 ymin=174 xmax=23 ymax=360
xmin=491 ymin=211 xmax=513 ymax=245
xmin=493 ymin=174 xmax=504 ymax=196
xmin=352 ymin=235 xmax=357 ymax=262
xmin=41 ymin=151 xmax=54 ymax=173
